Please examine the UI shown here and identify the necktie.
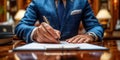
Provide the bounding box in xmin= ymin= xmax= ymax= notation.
xmin=57 ymin=0 xmax=65 ymax=21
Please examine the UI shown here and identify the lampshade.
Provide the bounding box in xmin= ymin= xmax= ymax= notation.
xmin=96 ymin=9 xmax=111 ymax=19
xmin=14 ymin=9 xmax=26 ymax=21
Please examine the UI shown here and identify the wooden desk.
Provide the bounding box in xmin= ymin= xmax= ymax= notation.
xmin=104 ymin=31 xmax=120 ymax=40
xmin=0 ymin=40 xmax=120 ymax=60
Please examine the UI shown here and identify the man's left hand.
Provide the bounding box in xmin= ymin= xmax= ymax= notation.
xmin=66 ymin=34 xmax=94 ymax=43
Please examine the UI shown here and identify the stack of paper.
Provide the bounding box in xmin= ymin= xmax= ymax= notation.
xmin=13 ymin=41 xmax=108 ymax=51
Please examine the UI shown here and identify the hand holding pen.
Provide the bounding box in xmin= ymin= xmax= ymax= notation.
xmin=32 ymin=16 xmax=60 ymax=43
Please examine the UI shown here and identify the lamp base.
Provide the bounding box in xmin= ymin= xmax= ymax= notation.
xmin=99 ymin=19 xmax=109 ymax=29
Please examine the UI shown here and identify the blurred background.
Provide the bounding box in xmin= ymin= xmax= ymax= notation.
xmin=0 ymin=0 xmax=119 ymax=39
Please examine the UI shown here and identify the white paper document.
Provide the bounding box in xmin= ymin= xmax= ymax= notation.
xmin=13 ymin=41 xmax=108 ymax=51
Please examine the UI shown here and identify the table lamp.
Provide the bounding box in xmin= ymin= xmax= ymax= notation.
xmin=96 ymin=9 xmax=111 ymax=29
xmin=14 ymin=9 xmax=26 ymax=24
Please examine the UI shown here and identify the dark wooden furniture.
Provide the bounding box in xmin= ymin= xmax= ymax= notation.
xmin=88 ymin=0 xmax=119 ymax=36
xmin=17 ymin=0 xmax=32 ymax=10
xmin=0 ymin=39 xmax=120 ymax=60
xmin=0 ymin=0 xmax=7 ymax=22
xmin=104 ymin=31 xmax=120 ymax=40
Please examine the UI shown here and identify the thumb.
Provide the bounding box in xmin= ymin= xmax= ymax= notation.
xmin=54 ymin=29 xmax=61 ymax=39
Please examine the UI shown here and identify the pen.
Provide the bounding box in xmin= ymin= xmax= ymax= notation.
xmin=43 ymin=16 xmax=60 ymax=43
xmin=43 ymin=16 xmax=50 ymax=24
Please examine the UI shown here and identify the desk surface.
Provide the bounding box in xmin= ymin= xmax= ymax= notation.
xmin=0 ymin=40 xmax=120 ymax=60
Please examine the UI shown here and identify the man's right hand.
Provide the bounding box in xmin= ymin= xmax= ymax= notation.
xmin=33 ymin=22 xmax=60 ymax=43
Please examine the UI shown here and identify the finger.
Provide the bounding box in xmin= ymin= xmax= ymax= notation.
xmin=78 ymin=37 xmax=86 ymax=43
xmin=54 ymin=30 xmax=60 ymax=43
xmin=37 ymin=26 xmax=48 ymax=42
xmin=35 ymin=28 xmax=48 ymax=43
xmin=37 ymin=26 xmax=57 ymax=43
xmin=67 ymin=37 xmax=75 ymax=43
xmin=36 ymin=36 xmax=44 ymax=43
xmin=84 ymin=38 xmax=93 ymax=43
xmin=83 ymin=39 xmax=90 ymax=43
xmin=54 ymin=29 xmax=61 ymax=39
xmin=72 ymin=37 xmax=81 ymax=43
xmin=38 ymin=25 xmax=59 ymax=43
xmin=67 ymin=35 xmax=79 ymax=43
xmin=40 ymin=25 xmax=55 ymax=40
xmin=41 ymin=26 xmax=59 ymax=43
xmin=42 ymin=22 xmax=59 ymax=39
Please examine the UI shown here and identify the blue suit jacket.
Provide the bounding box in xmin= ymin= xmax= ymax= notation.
xmin=15 ymin=0 xmax=104 ymax=43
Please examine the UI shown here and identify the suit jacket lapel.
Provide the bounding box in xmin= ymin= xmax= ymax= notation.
xmin=45 ymin=0 xmax=74 ymax=30
xmin=50 ymin=0 xmax=59 ymax=18
xmin=47 ymin=0 xmax=60 ymax=29
xmin=65 ymin=0 xmax=74 ymax=21
xmin=60 ymin=0 xmax=74 ymax=31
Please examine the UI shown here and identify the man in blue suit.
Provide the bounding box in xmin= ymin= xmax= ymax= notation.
xmin=15 ymin=0 xmax=104 ymax=43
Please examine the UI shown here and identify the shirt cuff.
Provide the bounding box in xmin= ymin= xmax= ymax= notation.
xmin=30 ymin=27 xmax=37 ymax=41
xmin=86 ymin=32 xmax=98 ymax=41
